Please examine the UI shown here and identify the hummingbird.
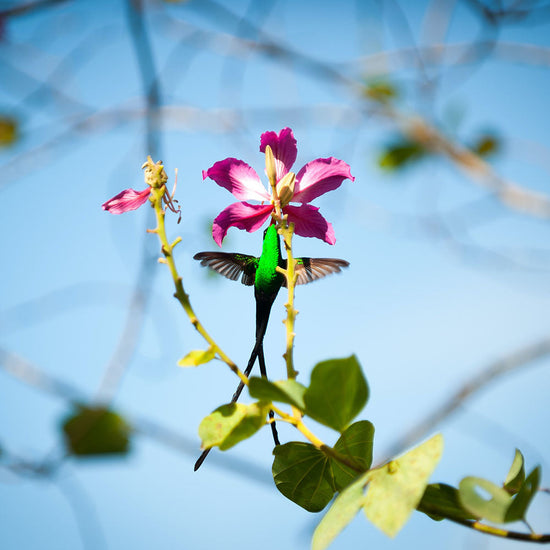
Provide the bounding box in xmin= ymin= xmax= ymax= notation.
xmin=193 ymin=224 xmax=349 ymax=470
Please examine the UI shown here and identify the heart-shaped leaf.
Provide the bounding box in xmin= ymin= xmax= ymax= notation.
xmin=198 ymin=402 xmax=268 ymax=451
xmin=459 ymin=477 xmax=512 ymax=523
xmin=304 ymin=355 xmax=368 ymax=432
xmin=312 ymin=471 xmax=370 ymax=550
xmin=272 ymin=442 xmax=335 ymax=512
xmin=62 ymin=406 xmax=131 ymax=456
xmin=363 ymin=434 xmax=444 ymax=537
xmin=332 ymin=420 xmax=374 ymax=491
xmin=248 ymin=378 xmax=306 ymax=410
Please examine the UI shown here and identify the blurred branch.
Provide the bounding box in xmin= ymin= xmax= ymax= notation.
xmin=0 ymin=0 xmax=70 ymax=18
xmin=385 ymin=334 xmax=550 ymax=459
xmin=95 ymin=0 xmax=163 ymax=403
xmin=0 ymin=347 xmax=271 ymax=484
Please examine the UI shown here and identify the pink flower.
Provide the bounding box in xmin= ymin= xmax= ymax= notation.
xmin=203 ymin=128 xmax=354 ymax=246
xmin=102 ymin=187 xmax=151 ymax=214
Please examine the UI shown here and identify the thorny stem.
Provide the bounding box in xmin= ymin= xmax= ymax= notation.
xmin=143 ymin=157 xmax=248 ymax=388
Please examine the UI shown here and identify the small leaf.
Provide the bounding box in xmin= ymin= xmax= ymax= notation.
xmin=248 ymin=378 xmax=306 ymax=410
xmin=363 ymin=434 xmax=444 ymax=537
xmin=472 ymin=134 xmax=500 ymax=157
xmin=178 ymin=348 xmax=216 ymax=367
xmin=304 ymin=355 xmax=368 ymax=432
xmin=364 ymin=80 xmax=398 ymax=103
xmin=0 ymin=116 xmax=17 ymax=147
xmin=198 ymin=402 xmax=268 ymax=451
xmin=312 ymin=471 xmax=370 ymax=550
xmin=459 ymin=477 xmax=512 ymax=523
xmin=505 ymin=467 xmax=541 ymax=523
xmin=378 ymin=140 xmax=426 ymax=171
xmin=332 ymin=421 xmax=374 ymax=491
xmin=504 ymin=449 xmax=525 ymax=495
xmin=62 ymin=406 xmax=131 ymax=456
xmin=272 ymin=442 xmax=335 ymax=512
xmin=418 ymin=483 xmax=477 ymax=522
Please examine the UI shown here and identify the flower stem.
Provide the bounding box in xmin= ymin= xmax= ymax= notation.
xmin=275 ymin=223 xmax=298 ymax=380
xmin=144 ymin=157 xmax=248 ymax=387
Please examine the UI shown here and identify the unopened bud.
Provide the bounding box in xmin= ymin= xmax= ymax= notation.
xmin=264 ymin=145 xmax=277 ymax=187
xmin=276 ymin=171 xmax=296 ymax=207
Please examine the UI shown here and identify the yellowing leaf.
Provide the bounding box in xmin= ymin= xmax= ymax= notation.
xmin=364 ymin=434 xmax=444 ymax=537
xmin=178 ymin=348 xmax=215 ymax=367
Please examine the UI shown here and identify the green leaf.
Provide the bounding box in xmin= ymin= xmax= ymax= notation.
xmin=364 ymin=80 xmax=398 ymax=103
xmin=304 ymin=355 xmax=368 ymax=432
xmin=312 ymin=471 xmax=370 ymax=550
xmin=458 ymin=477 xmax=512 ymax=523
xmin=177 ymin=348 xmax=216 ymax=367
xmin=363 ymin=434 xmax=444 ymax=537
xmin=472 ymin=134 xmax=500 ymax=157
xmin=418 ymin=483 xmax=477 ymax=522
xmin=272 ymin=442 xmax=335 ymax=512
xmin=248 ymin=378 xmax=306 ymax=410
xmin=378 ymin=140 xmax=426 ymax=171
xmin=0 ymin=116 xmax=17 ymax=147
xmin=505 ymin=467 xmax=541 ymax=523
xmin=504 ymin=449 xmax=525 ymax=495
xmin=198 ymin=402 xmax=268 ymax=451
xmin=332 ymin=421 xmax=374 ymax=491
xmin=62 ymin=406 xmax=131 ymax=456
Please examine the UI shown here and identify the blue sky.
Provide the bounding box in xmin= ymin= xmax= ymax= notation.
xmin=1 ymin=1 xmax=550 ymax=549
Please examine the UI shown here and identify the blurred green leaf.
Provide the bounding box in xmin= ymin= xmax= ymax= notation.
xmin=363 ymin=434 xmax=444 ymax=537
xmin=471 ymin=133 xmax=500 ymax=157
xmin=459 ymin=477 xmax=512 ymax=523
xmin=248 ymin=378 xmax=306 ymax=410
xmin=178 ymin=348 xmax=216 ymax=367
xmin=62 ymin=406 xmax=131 ymax=456
xmin=504 ymin=449 xmax=526 ymax=495
xmin=312 ymin=471 xmax=369 ymax=550
xmin=304 ymin=355 xmax=368 ymax=432
xmin=332 ymin=421 xmax=374 ymax=491
xmin=198 ymin=402 xmax=268 ymax=451
xmin=272 ymin=442 xmax=335 ymax=512
xmin=505 ymin=467 xmax=541 ymax=523
xmin=364 ymin=80 xmax=398 ymax=103
xmin=0 ymin=116 xmax=17 ymax=147
xmin=418 ymin=483 xmax=477 ymax=522
xmin=378 ymin=140 xmax=426 ymax=171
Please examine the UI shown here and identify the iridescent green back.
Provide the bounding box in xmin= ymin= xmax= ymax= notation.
xmin=254 ymin=225 xmax=284 ymax=294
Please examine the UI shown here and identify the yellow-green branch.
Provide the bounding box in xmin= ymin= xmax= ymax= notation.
xmin=144 ymin=157 xmax=248 ymax=388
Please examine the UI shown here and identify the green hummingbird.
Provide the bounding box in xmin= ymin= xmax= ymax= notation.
xmin=193 ymin=224 xmax=349 ymax=470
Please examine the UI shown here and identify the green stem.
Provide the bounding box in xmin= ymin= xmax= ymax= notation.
xmin=144 ymin=158 xmax=248 ymax=388
xmin=445 ymin=517 xmax=550 ymax=543
xmin=271 ymin=404 xmax=363 ymax=473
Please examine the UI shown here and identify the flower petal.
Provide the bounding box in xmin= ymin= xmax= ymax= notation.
xmin=260 ymin=128 xmax=297 ymax=181
xmin=212 ymin=202 xmax=273 ymax=246
xmin=102 ymin=187 xmax=151 ymax=214
xmin=293 ymin=157 xmax=354 ymax=203
xmin=203 ymin=158 xmax=270 ymax=202
xmin=284 ymin=204 xmax=336 ymax=245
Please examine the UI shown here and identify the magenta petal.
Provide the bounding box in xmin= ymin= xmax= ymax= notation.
xmin=259 ymin=128 xmax=297 ymax=181
xmin=203 ymin=158 xmax=270 ymax=202
xmin=102 ymin=187 xmax=151 ymax=214
xmin=212 ymin=202 xmax=273 ymax=246
xmin=293 ymin=157 xmax=354 ymax=203
xmin=284 ymin=204 xmax=336 ymax=245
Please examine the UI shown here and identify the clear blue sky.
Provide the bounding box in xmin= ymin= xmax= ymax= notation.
xmin=1 ymin=1 xmax=550 ymax=549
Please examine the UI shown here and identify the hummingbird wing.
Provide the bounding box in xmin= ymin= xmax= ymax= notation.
xmin=283 ymin=258 xmax=350 ymax=286
xmin=193 ymin=252 xmax=259 ymax=286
